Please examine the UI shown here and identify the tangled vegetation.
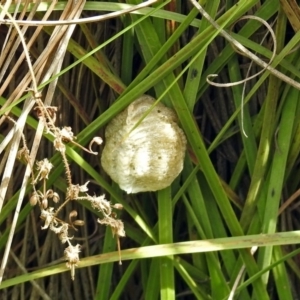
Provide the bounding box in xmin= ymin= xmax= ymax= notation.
xmin=1 ymin=1 xmax=300 ymax=299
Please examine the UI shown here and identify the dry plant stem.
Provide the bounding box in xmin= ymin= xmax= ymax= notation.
xmin=68 ymin=139 xmax=98 ymax=155
xmin=36 ymin=0 xmax=86 ymax=267
xmin=0 ymin=0 xmax=76 ymax=129
xmin=61 ymin=150 xmax=72 ymax=186
xmin=9 ymin=251 xmax=52 ymax=300
xmin=0 ymin=143 xmax=11 ymax=178
xmin=30 ymin=210 xmax=41 ymax=265
xmin=0 ymin=102 xmax=34 ymax=156
xmin=1 ymin=0 xmax=21 ymax=54
xmin=0 ymin=0 xmax=86 ymax=285
xmin=0 ymin=0 xmax=152 ymax=120
xmin=0 ymin=5 xmax=38 ymax=91
xmin=0 ymin=0 xmax=40 ymax=84
xmin=0 ymin=99 xmax=35 ymax=212
xmin=0 ymin=0 xmax=57 ymax=91
xmin=209 ymin=16 xmax=277 ymax=87
xmin=5 ymin=115 xmax=30 ymax=153
xmin=239 ymin=17 xmax=277 ymax=137
xmin=189 ymin=0 xmax=300 ymax=91
xmin=0 ymin=0 xmax=158 ymax=26
xmin=0 ymin=99 xmax=36 ymax=283
xmin=0 ymin=0 xmax=11 ymax=21
xmin=0 ymin=3 xmax=75 ymax=125
xmin=117 ymin=237 xmax=122 ymax=265
xmin=0 ymin=1 xmax=25 ymax=67
xmin=278 ymin=189 xmax=300 ymax=215
xmin=0 ymin=3 xmax=46 ymax=129
xmin=228 ymin=246 xmax=258 ymax=300
xmin=0 ymin=0 xmax=14 ymax=55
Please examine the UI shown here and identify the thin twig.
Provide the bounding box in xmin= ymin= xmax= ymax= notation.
xmin=0 ymin=4 xmax=38 ymax=92
xmin=189 ymin=0 xmax=300 ymax=91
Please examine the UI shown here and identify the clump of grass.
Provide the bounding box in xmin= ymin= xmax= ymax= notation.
xmin=1 ymin=1 xmax=300 ymax=299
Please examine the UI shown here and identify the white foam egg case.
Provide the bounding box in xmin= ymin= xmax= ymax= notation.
xmin=101 ymin=95 xmax=187 ymax=193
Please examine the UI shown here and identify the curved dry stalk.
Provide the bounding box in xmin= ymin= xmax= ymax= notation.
xmin=207 ymin=15 xmax=277 ymax=87
xmin=189 ymin=0 xmax=300 ymax=90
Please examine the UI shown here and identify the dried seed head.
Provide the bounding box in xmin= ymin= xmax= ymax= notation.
xmin=53 ymin=136 xmax=66 ymax=152
xmin=98 ymin=217 xmax=125 ymax=238
xmin=69 ymin=210 xmax=78 ymax=223
xmin=42 ymin=198 xmax=48 ymax=209
xmin=57 ymin=224 xmax=71 ymax=244
xmin=69 ymin=210 xmax=78 ymax=218
xmin=36 ymin=158 xmax=53 ymax=181
xmin=88 ymin=136 xmax=103 ymax=155
xmin=73 ymin=220 xmax=85 ymax=226
xmin=40 ymin=208 xmax=55 ymax=229
xmin=60 ymin=126 xmax=75 ymax=143
xmin=112 ymin=203 xmax=123 ymax=210
xmin=89 ymin=195 xmax=111 ymax=215
xmin=66 ymin=184 xmax=80 ymax=200
xmin=17 ymin=147 xmax=30 ymax=161
xmin=64 ymin=244 xmax=81 ymax=264
xmin=34 ymin=105 xmax=57 ymax=121
xmin=79 ymin=181 xmax=89 ymax=193
xmin=64 ymin=244 xmax=81 ymax=280
xmin=30 ymin=192 xmax=39 ymax=206
xmin=52 ymin=192 xmax=60 ymax=203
